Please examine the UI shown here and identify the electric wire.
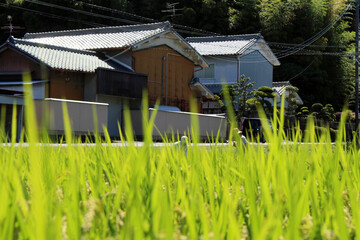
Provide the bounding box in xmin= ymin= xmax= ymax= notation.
xmin=1 ymin=0 xmax=354 ymax=86
xmin=1 ymin=0 xmax=355 ymax=63
xmin=23 ymin=0 xmax=216 ymax=36
xmin=286 ymin=57 xmax=318 ymax=82
xmin=23 ymin=0 xmax=140 ymax=25
xmin=0 ymin=2 xmax=105 ymax=28
xmin=275 ymin=2 xmax=354 ymax=59
xmin=66 ymin=0 xmax=219 ymax=36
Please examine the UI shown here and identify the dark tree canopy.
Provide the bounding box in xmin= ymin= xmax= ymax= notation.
xmin=0 ymin=0 xmax=355 ymax=111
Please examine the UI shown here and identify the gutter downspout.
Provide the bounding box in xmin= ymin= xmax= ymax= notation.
xmin=194 ymin=66 xmax=203 ymax=73
xmin=237 ymin=55 xmax=241 ymax=83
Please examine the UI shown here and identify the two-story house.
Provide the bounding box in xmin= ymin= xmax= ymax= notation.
xmin=187 ymin=34 xmax=280 ymax=114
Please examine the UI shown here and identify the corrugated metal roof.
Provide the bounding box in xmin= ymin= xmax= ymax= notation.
xmin=272 ymin=81 xmax=290 ymax=95
xmin=186 ymin=34 xmax=261 ymax=56
xmin=5 ymin=37 xmax=115 ymax=73
xmin=23 ymin=22 xmax=171 ymax=50
xmin=273 ymin=81 xmax=303 ymax=105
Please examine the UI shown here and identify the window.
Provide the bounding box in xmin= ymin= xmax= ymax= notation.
xmin=196 ymin=64 xmax=215 ymax=79
xmin=203 ymin=64 xmax=215 ymax=78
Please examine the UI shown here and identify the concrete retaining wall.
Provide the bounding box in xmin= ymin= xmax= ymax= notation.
xmin=130 ymin=109 xmax=227 ymax=141
xmin=35 ymin=98 xmax=108 ymax=136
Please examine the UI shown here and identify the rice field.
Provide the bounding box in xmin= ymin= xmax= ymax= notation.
xmin=1 ymin=79 xmax=360 ymax=239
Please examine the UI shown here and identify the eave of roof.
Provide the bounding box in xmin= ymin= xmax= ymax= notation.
xmin=186 ymin=34 xmax=261 ymax=56
xmin=22 ymin=21 xmax=172 ymax=51
xmin=186 ymin=34 xmax=280 ymax=66
xmin=2 ymin=36 xmax=115 ymax=73
xmin=24 ymin=21 xmax=171 ymax=39
xmin=22 ymin=21 xmax=208 ymax=67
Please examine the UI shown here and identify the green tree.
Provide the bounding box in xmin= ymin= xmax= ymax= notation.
xmin=234 ymin=75 xmax=255 ymax=118
xmin=310 ymin=103 xmax=336 ymax=122
xmin=245 ymin=98 xmax=261 ymax=114
xmin=259 ymin=0 xmax=353 ymax=111
xmin=285 ymin=85 xmax=300 ymax=115
xmin=215 ymin=75 xmax=255 ymax=120
xmin=214 ymin=85 xmax=238 ymax=113
xmin=297 ymin=106 xmax=309 ymax=118
xmin=228 ymin=0 xmax=261 ymax=34
xmin=253 ymin=86 xmax=276 ymax=114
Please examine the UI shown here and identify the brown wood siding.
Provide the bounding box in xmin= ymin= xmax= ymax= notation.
xmin=49 ymin=71 xmax=85 ymax=100
xmin=132 ymin=46 xmax=197 ymax=112
xmin=0 ymin=48 xmax=43 ymax=79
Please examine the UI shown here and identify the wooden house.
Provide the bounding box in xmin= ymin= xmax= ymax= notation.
xmin=0 ymin=37 xmax=146 ymax=137
xmin=23 ymin=21 xmax=212 ymax=112
xmin=0 ymin=22 xmax=212 ymax=137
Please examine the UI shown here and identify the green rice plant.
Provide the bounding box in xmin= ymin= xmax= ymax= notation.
xmin=2 ymin=75 xmax=360 ymax=239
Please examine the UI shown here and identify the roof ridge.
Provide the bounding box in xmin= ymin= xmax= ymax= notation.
xmin=24 ymin=21 xmax=171 ymax=39
xmin=273 ymin=81 xmax=290 ymax=84
xmin=13 ymin=38 xmax=98 ymax=55
xmin=272 ymin=81 xmax=290 ymax=87
xmin=186 ymin=33 xmax=262 ymax=42
xmin=236 ymin=38 xmax=259 ymax=55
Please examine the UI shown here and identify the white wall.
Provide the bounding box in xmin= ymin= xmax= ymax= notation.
xmin=35 ymin=98 xmax=108 ymax=136
xmin=130 ymin=109 xmax=227 ymax=140
xmin=0 ymin=82 xmax=46 ymax=99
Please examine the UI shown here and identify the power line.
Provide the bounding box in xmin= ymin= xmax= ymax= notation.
xmin=275 ymin=2 xmax=353 ymax=59
xmin=2 ymin=0 xmax=354 ymax=61
xmin=286 ymin=57 xmax=318 ymax=82
xmin=67 ymin=0 xmax=155 ymax=23
xmin=0 ymin=3 xmax=105 ymax=28
xmin=61 ymin=0 xmax=218 ymax=36
xmin=268 ymin=41 xmax=351 ymax=49
xmin=24 ymin=0 xmax=140 ymax=25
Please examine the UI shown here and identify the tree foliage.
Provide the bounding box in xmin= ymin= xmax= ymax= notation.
xmin=252 ymin=86 xmax=275 ymax=114
xmin=285 ymin=85 xmax=300 ymax=115
xmin=235 ymin=75 xmax=255 ymax=118
xmin=258 ymin=0 xmax=353 ymax=111
xmin=0 ymin=0 xmax=356 ymax=111
xmin=310 ymin=103 xmax=336 ymax=121
xmin=215 ymin=75 xmax=255 ymax=120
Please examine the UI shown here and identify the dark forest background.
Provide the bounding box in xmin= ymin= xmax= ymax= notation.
xmin=0 ymin=0 xmax=357 ymax=110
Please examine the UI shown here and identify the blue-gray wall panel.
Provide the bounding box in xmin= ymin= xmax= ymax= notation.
xmin=195 ymin=51 xmax=273 ymax=89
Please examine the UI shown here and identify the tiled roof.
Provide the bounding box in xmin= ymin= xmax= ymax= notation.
xmin=186 ymin=34 xmax=261 ymax=56
xmin=23 ymin=22 xmax=171 ymax=50
xmin=272 ymin=81 xmax=290 ymax=95
xmin=273 ymin=81 xmax=303 ymax=105
xmin=3 ymin=37 xmax=115 ymax=72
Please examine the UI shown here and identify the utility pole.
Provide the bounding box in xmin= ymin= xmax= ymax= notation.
xmin=1 ymin=16 xmax=24 ymax=37
xmin=161 ymin=2 xmax=183 ymax=22
xmin=7 ymin=15 xmax=12 ymax=36
xmin=356 ymin=0 xmax=359 ymax=130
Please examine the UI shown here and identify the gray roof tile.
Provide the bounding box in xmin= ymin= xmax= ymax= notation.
xmin=23 ymin=22 xmax=171 ymax=50
xmin=186 ymin=34 xmax=261 ymax=56
xmin=272 ymin=81 xmax=290 ymax=95
xmin=6 ymin=37 xmax=115 ymax=72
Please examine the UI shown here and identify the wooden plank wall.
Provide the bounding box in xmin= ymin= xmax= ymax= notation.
xmin=0 ymin=48 xmax=87 ymax=101
xmin=0 ymin=49 xmax=43 ymax=79
xmin=49 ymin=71 xmax=85 ymax=101
xmin=133 ymin=45 xmax=199 ymax=112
